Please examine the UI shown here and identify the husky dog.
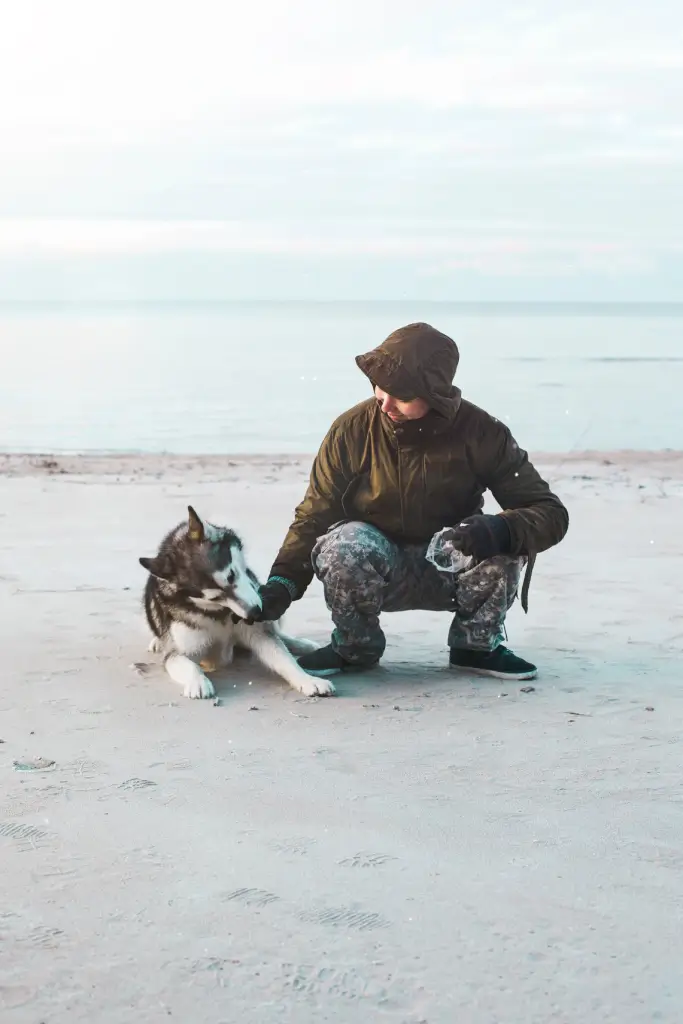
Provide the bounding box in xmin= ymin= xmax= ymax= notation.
xmin=139 ymin=507 xmax=334 ymax=700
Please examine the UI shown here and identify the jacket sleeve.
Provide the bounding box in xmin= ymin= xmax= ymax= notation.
xmin=268 ymin=423 xmax=352 ymax=596
xmin=475 ymin=420 xmax=569 ymax=555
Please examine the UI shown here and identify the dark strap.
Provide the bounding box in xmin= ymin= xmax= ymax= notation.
xmin=520 ymin=552 xmax=535 ymax=613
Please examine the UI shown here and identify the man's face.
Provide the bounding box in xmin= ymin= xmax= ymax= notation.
xmin=374 ymin=386 xmax=430 ymax=423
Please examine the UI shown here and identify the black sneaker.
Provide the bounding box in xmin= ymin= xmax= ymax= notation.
xmin=298 ymin=644 xmax=379 ymax=678
xmin=449 ymin=645 xmax=537 ymax=681
xmin=298 ymin=644 xmax=352 ymax=678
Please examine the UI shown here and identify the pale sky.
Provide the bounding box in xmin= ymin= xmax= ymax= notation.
xmin=1 ymin=0 xmax=682 ymax=300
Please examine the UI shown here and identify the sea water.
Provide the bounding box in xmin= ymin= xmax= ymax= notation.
xmin=1 ymin=301 xmax=682 ymax=454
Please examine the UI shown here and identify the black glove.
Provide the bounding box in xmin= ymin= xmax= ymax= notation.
xmin=249 ymin=579 xmax=293 ymax=623
xmin=449 ymin=514 xmax=511 ymax=561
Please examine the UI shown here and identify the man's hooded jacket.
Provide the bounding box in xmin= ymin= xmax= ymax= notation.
xmin=270 ymin=322 xmax=568 ymax=610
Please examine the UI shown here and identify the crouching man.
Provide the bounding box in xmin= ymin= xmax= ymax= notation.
xmin=252 ymin=323 xmax=568 ymax=681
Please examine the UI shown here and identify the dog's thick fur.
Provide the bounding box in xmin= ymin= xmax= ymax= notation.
xmin=139 ymin=507 xmax=334 ymax=700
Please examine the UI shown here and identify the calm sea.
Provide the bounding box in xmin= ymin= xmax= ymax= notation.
xmin=1 ymin=302 xmax=682 ymax=454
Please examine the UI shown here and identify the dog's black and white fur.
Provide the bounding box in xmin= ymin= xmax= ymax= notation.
xmin=139 ymin=507 xmax=334 ymax=700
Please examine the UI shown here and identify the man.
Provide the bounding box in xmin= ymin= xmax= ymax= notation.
xmin=253 ymin=323 xmax=568 ymax=681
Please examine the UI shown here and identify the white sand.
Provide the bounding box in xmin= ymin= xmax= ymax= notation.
xmin=1 ymin=450 xmax=682 ymax=1023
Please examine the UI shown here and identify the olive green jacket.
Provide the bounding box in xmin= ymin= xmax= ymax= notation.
xmin=270 ymin=323 xmax=568 ymax=610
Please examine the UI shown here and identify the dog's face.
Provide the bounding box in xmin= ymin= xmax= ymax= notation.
xmin=139 ymin=507 xmax=262 ymax=620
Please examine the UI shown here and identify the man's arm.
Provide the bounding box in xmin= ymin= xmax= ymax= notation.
xmin=268 ymin=423 xmax=351 ymax=598
xmin=476 ymin=420 xmax=568 ymax=555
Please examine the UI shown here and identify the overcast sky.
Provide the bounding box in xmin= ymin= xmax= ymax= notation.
xmin=1 ymin=0 xmax=682 ymax=301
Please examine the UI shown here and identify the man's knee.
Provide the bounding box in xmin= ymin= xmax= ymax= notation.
xmin=467 ymin=554 xmax=524 ymax=578
xmin=312 ymin=521 xmax=395 ymax=579
xmin=456 ymin=554 xmax=525 ymax=616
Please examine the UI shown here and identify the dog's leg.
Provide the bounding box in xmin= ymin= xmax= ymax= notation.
xmin=277 ymin=632 xmax=319 ymax=656
xmin=167 ymin=623 xmax=215 ymax=700
xmin=218 ymin=640 xmax=235 ymax=667
xmin=239 ymin=624 xmax=335 ymax=697
xmin=201 ymin=638 xmax=234 ymax=673
xmin=148 ymin=635 xmax=163 ymax=654
xmin=165 ymin=654 xmax=215 ymax=699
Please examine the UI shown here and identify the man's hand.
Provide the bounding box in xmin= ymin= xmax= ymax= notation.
xmin=249 ymin=579 xmax=293 ymax=622
xmin=449 ymin=514 xmax=511 ymax=562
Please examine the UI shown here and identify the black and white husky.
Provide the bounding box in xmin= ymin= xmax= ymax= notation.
xmin=138 ymin=507 xmax=334 ymax=700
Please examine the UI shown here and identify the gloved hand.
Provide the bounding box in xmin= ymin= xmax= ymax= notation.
xmin=448 ymin=514 xmax=511 ymax=562
xmin=239 ymin=579 xmax=293 ymax=624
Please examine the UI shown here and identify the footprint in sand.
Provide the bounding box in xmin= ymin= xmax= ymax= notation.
xmin=338 ymin=852 xmax=397 ymax=869
xmin=297 ymin=903 xmax=390 ymax=931
xmin=268 ymin=836 xmax=317 ymax=856
xmin=23 ymin=925 xmax=65 ymax=949
xmin=0 ymin=822 xmax=51 ymax=852
xmin=118 ymin=778 xmax=157 ymax=791
xmin=221 ymin=887 xmax=280 ymax=908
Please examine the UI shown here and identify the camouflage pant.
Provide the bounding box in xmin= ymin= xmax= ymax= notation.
xmin=311 ymin=521 xmax=524 ymax=666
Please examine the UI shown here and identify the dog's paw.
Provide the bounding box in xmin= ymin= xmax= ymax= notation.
xmin=148 ymin=636 xmax=162 ymax=653
xmin=292 ymin=675 xmax=336 ymax=698
xmin=312 ymin=677 xmax=336 ymax=697
xmin=183 ymin=674 xmax=216 ymax=700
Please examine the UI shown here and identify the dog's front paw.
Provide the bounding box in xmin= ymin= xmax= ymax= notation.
xmin=148 ymin=636 xmax=162 ymax=653
xmin=183 ymin=674 xmax=216 ymax=700
xmin=292 ymin=674 xmax=336 ymax=698
xmin=312 ymin=677 xmax=336 ymax=697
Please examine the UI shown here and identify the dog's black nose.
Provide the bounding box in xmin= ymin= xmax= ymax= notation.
xmin=231 ymin=606 xmax=261 ymax=625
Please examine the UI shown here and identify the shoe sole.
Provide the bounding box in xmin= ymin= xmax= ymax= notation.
xmin=450 ymin=665 xmax=538 ymax=681
xmin=299 ymin=662 xmax=380 ymax=678
xmin=301 ymin=666 xmax=343 ymax=678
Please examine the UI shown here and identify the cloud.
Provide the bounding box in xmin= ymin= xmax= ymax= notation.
xmin=0 ymin=1 xmax=681 ymax=297
xmin=424 ymin=241 xmax=654 ymax=278
xmin=0 ymin=218 xmax=670 ymax=282
xmin=1 ymin=2 xmax=681 ymax=137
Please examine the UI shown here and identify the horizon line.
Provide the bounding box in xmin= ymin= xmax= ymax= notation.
xmin=1 ymin=299 xmax=683 ymax=309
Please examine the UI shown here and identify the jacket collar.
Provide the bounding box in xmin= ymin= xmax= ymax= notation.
xmin=377 ymin=406 xmax=456 ymax=446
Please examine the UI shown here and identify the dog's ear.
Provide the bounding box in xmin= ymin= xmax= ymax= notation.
xmin=139 ymin=556 xmax=171 ymax=580
xmin=187 ymin=506 xmax=205 ymax=542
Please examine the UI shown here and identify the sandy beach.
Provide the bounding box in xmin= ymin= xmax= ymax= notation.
xmin=1 ymin=449 xmax=682 ymax=1023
